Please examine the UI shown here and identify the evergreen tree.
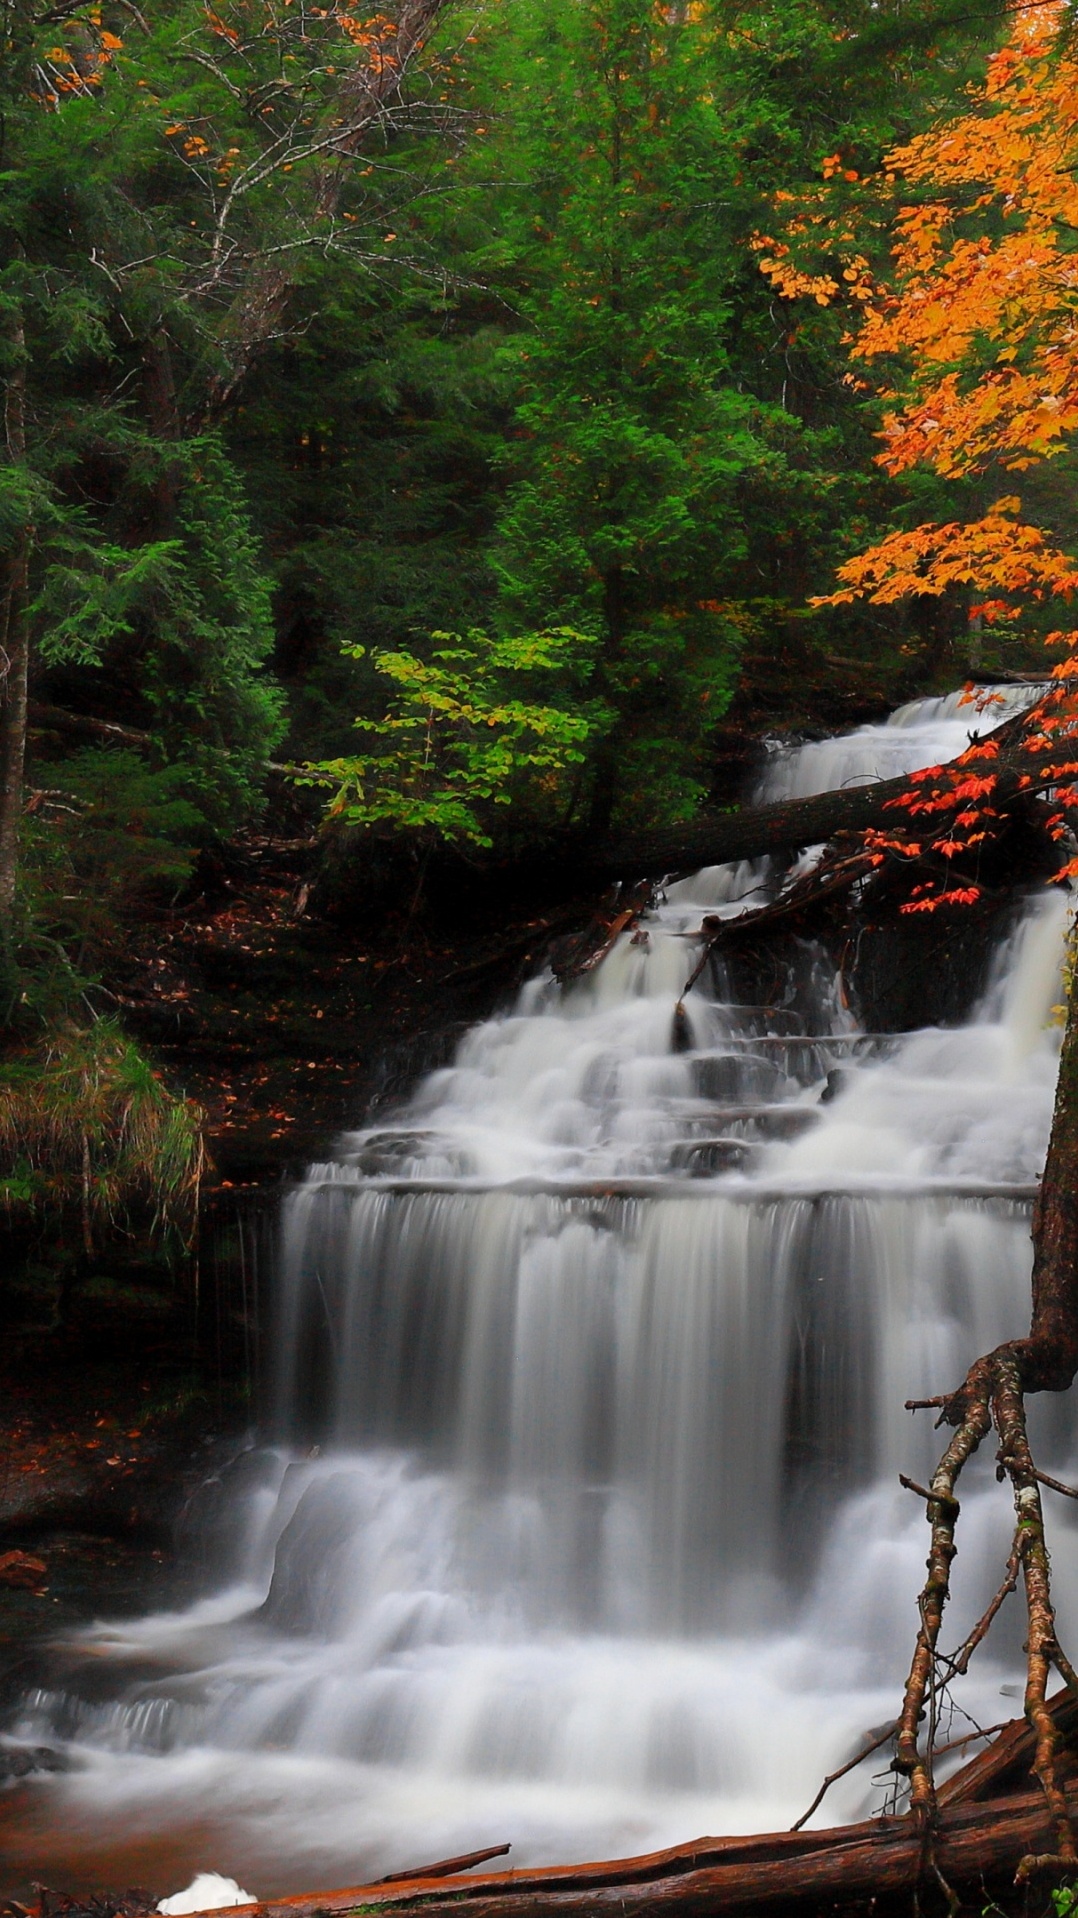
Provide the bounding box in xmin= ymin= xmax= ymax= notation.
xmin=437 ymin=0 xmax=1001 ymax=833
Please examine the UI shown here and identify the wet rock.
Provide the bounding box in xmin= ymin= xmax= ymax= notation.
xmin=753 ymin=1107 xmax=820 ymax=1140
xmin=0 ymin=1741 xmax=70 ymax=1782
xmin=671 ymin=1138 xmax=755 ymax=1175
xmin=820 ymin=1068 xmax=850 ymax=1104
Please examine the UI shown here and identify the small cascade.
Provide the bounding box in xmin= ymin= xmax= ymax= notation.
xmin=755 ymin=684 xmax=1045 ymax=802
xmin=3 ymin=686 xmax=1076 ymax=1898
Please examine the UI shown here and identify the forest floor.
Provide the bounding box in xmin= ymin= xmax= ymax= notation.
xmin=0 ymin=1347 xmax=221 ymax=1622
xmin=108 ymin=829 xmax=590 ymax=1184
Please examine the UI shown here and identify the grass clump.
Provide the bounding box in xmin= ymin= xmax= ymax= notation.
xmin=0 ymin=1017 xmax=206 ymax=1250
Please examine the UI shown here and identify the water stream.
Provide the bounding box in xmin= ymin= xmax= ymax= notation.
xmin=4 ymin=687 xmax=1078 ymax=1897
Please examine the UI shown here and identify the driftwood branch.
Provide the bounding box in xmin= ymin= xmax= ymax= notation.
xmin=169 ymin=1772 xmax=1078 ymax=1918
xmin=378 ymin=1845 xmax=511 ymax=1883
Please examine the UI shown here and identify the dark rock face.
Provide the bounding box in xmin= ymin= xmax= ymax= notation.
xmin=847 ymin=899 xmax=1014 ymax=1033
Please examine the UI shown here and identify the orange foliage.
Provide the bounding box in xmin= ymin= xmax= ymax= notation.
xmin=32 ymin=16 xmax=123 ymax=105
xmin=757 ymin=2 xmax=1078 ymax=912
xmin=817 ymin=499 xmax=1078 ymax=611
xmin=851 ymin=5 xmax=1078 ymax=479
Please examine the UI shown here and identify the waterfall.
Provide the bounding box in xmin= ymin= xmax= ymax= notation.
xmin=4 ymin=685 xmax=1077 ymax=1899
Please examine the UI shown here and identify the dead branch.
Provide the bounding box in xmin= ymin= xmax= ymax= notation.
xmin=790 ymin=1720 xmax=897 ymax=1832
xmin=379 ymin=1846 xmax=511 ymax=1883
xmin=1032 ymin=1467 xmax=1078 ymax=1500
xmin=938 ymin=1688 xmax=1078 ymax=1808
xmin=196 ymin=0 xmax=449 ymax=422
xmin=549 ymin=884 xmax=653 ymax=982
xmin=672 ymin=848 xmax=878 ymax=1016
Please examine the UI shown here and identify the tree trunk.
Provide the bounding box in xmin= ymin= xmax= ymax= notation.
xmin=578 ymin=746 xmax=1052 ymax=881
xmin=0 ymin=304 xmax=31 ymax=946
xmin=1024 ymin=967 xmax=1078 ymax=1390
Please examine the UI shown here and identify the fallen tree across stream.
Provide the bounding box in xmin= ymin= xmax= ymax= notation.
xmin=585 ymin=745 xmax=1052 ymax=882
xmin=156 ymin=1695 xmax=1078 ymax=1918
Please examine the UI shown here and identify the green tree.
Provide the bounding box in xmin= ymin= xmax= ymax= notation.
xmin=481 ymin=0 xmax=762 ymax=831
xmin=306 ymin=626 xmax=599 ymax=848
xmin=0 ymin=0 xmax=452 ymax=960
xmin=445 ymin=0 xmax=1001 ymax=835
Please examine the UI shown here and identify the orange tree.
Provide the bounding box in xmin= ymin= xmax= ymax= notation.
xmin=757 ymin=1 xmax=1078 ymax=910
xmin=757 ymin=3 xmax=1078 ymax=1877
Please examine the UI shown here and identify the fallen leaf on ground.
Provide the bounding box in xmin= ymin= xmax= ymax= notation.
xmin=0 ymin=1550 xmax=48 ymax=1589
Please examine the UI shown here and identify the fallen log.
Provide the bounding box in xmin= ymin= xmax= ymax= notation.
xmin=583 ymin=750 xmax=1053 ymax=882
xmin=27 ymin=703 xmax=152 ymax=753
xmin=175 ymin=1780 xmax=1078 ymax=1918
xmin=581 ymin=684 xmax=1061 ymax=883
xmin=673 ymin=847 xmax=881 ymax=1010
xmin=937 ymin=1687 xmax=1078 ymax=1808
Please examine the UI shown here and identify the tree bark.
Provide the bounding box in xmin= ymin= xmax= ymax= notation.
xmin=0 ymin=304 xmax=31 ymax=946
xmin=1024 ymin=969 xmax=1078 ymax=1390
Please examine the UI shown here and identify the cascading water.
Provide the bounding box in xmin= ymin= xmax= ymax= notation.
xmin=4 ymin=686 xmax=1078 ymax=1898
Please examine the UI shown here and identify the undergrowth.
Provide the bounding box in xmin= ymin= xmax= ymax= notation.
xmin=0 ymin=1017 xmax=206 ymax=1250
xmin=0 ymin=744 xmax=210 ymax=1262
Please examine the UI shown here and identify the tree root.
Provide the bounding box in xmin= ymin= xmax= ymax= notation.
xmin=897 ymin=1346 xmax=1078 ymax=1881
xmin=881 ymin=881 xmax=1078 ymax=1886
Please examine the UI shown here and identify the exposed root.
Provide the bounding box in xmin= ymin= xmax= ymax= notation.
xmin=929 ymin=1859 xmax=962 ymax=1916
xmin=894 ymin=1381 xmax=989 ymax=1822
xmin=1014 ymin=1852 xmax=1074 ymax=1884
xmin=994 ymin=1359 xmax=1078 ymax=1870
xmin=896 ymin=1345 xmax=1078 ymax=1880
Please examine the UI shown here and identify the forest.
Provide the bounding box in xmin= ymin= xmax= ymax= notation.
xmin=9 ymin=0 xmax=1078 ymax=1908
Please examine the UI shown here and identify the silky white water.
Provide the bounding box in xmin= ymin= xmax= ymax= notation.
xmin=5 ymin=686 xmax=1077 ymax=1897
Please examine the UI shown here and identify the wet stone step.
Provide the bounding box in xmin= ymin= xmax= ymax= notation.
xmin=691 ymin=1053 xmax=802 ymax=1101
xmin=706 ymin=1007 xmax=813 ymax=1036
xmin=682 ymin=1103 xmax=822 ymax=1129
xmin=670 ymin=1138 xmax=757 ymax=1175
xmin=344 ymin=1130 xmax=466 ymax=1175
